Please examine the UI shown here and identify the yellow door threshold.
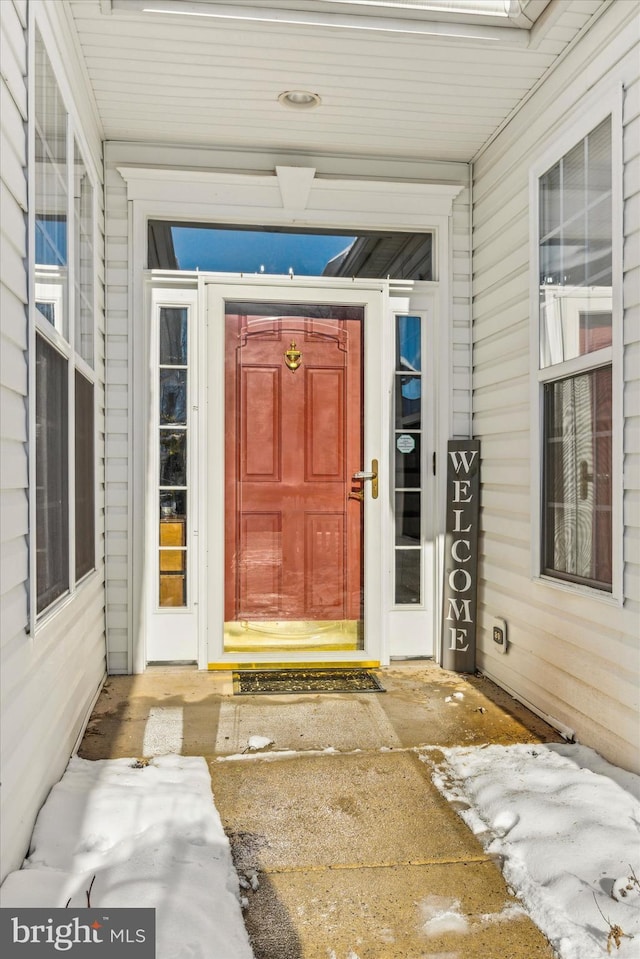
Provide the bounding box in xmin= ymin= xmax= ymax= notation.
xmin=209 ymin=660 xmax=381 ymax=671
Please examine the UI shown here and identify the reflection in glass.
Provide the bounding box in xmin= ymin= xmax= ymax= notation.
xmin=395 ymin=375 xmax=421 ymax=429
xmin=36 ymin=302 xmax=55 ymax=324
xmin=395 ymin=492 xmax=420 ymax=545
xmin=395 ymin=434 xmax=421 ymax=488
xmin=543 ymin=367 xmax=612 ymax=589
xmin=35 ymin=30 xmax=68 ymax=338
xmin=159 ymin=557 xmax=187 ymax=607
xmin=36 ymin=335 xmax=69 ymax=613
xmin=36 ymin=216 xmax=67 ymax=268
xmin=395 ymin=551 xmax=421 ymax=605
xmin=160 ymin=369 xmax=187 ymax=424
xmin=159 ymin=491 xmax=187 ymax=547
xmin=160 ymin=489 xmax=186 ymax=520
xmin=393 ymin=313 xmax=423 ymax=606
xmin=160 ymin=308 xmax=188 ymax=365
xmin=74 ymin=141 xmax=94 ymax=366
xmin=396 ymin=315 xmax=421 ymax=371
xmin=75 ymin=370 xmax=95 ymax=581
xmin=226 ymin=301 xmax=364 ymax=321
xmin=159 ymin=549 xmax=185 ymax=572
xmin=160 ymin=431 xmax=187 ymax=486
xmin=158 ymin=303 xmax=188 ymax=608
xmin=539 ymin=117 xmax=612 ymax=367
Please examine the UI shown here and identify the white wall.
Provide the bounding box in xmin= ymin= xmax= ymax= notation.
xmin=472 ymin=1 xmax=640 ymax=772
xmin=0 ymin=0 xmax=107 ymax=880
xmin=103 ymin=143 xmax=472 ymax=673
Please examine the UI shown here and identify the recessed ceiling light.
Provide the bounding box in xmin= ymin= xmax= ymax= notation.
xmin=278 ymin=90 xmax=322 ymax=109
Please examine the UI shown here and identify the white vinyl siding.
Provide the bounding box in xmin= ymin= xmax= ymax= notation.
xmin=0 ymin=0 xmax=106 ymax=881
xmin=472 ymin=1 xmax=639 ymax=773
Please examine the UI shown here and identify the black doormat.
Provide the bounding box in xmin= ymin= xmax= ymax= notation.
xmin=232 ymin=668 xmax=385 ymax=695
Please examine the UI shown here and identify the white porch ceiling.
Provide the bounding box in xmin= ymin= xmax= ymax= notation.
xmin=67 ymin=0 xmax=608 ymax=161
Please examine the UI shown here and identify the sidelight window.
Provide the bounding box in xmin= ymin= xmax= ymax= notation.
xmin=394 ymin=315 xmax=423 ymax=604
xmin=157 ymin=307 xmax=189 ymax=607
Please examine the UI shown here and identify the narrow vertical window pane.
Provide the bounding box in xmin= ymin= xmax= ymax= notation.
xmin=159 ymin=307 xmax=188 ymax=608
xmin=543 ymin=368 xmax=612 ymax=590
xmin=395 ymin=492 xmax=420 ymax=545
xmin=160 ymin=369 xmax=187 ymax=424
xmin=75 ymin=371 xmax=95 ymax=581
xmin=397 ymin=315 xmax=421 ymax=372
xmin=395 ymin=551 xmax=421 ymax=605
xmin=160 ymin=432 xmax=187 ymax=486
xmin=160 ymin=490 xmax=187 ymax=534
xmin=395 ymin=375 xmax=421 ymax=429
xmin=36 ymin=336 xmax=69 ymax=612
xmin=395 ymin=434 xmax=421 ymax=488
xmin=159 ymin=556 xmax=187 ymax=607
xmin=74 ymin=142 xmax=94 ymax=365
xmin=34 ymin=31 xmax=68 ymax=339
xmin=160 ymin=308 xmax=188 ymax=365
xmin=394 ymin=314 xmax=423 ymax=605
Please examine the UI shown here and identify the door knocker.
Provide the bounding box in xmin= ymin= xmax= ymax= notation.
xmin=284 ymin=341 xmax=302 ymax=372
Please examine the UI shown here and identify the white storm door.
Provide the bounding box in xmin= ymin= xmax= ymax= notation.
xmin=206 ymin=279 xmax=387 ymax=666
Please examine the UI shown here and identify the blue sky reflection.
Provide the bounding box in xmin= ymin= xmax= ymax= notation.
xmin=172 ymin=228 xmax=356 ymax=276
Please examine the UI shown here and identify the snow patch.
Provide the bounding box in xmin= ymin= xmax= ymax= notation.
xmin=492 ymin=809 xmax=519 ymax=838
xmin=424 ymin=743 xmax=640 ymax=959
xmin=246 ymin=735 xmax=274 ymax=751
xmin=419 ymin=895 xmax=469 ymax=937
xmin=0 ymin=756 xmax=254 ymax=959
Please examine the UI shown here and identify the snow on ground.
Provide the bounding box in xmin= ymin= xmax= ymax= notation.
xmin=424 ymin=742 xmax=640 ymax=959
xmin=0 ymin=755 xmax=254 ymax=959
xmin=1 ymin=742 xmax=639 ymax=959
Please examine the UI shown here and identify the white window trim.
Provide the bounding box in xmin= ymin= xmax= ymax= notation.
xmin=27 ymin=13 xmax=100 ymax=632
xmin=528 ymin=81 xmax=624 ymax=605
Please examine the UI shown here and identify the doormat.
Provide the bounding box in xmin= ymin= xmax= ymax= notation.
xmin=232 ymin=668 xmax=385 ymax=695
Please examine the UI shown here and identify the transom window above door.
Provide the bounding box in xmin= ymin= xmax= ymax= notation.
xmin=148 ymin=222 xmax=433 ymax=280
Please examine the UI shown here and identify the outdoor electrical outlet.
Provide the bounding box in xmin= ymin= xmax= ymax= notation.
xmin=492 ymin=618 xmax=508 ymax=654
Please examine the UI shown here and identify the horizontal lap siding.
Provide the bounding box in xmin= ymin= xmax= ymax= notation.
xmin=472 ymin=2 xmax=640 ymax=772
xmin=0 ymin=0 xmax=30 ymax=880
xmin=452 ymin=187 xmax=472 ymax=438
xmin=104 ymin=162 xmax=130 ymax=674
xmin=0 ymin=0 xmax=107 ymax=880
xmin=624 ymin=68 xmax=640 ymax=630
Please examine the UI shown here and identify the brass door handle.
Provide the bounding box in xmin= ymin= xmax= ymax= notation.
xmin=352 ymin=459 xmax=378 ymax=499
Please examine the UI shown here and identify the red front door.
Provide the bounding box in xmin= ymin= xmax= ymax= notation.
xmin=224 ymin=304 xmax=364 ymax=650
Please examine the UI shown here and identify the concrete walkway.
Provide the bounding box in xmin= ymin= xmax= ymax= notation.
xmin=79 ymin=662 xmax=559 ymax=958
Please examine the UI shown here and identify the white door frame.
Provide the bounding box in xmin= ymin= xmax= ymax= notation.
xmin=121 ymin=165 xmax=463 ymax=672
xmin=205 ymin=277 xmax=389 ymax=668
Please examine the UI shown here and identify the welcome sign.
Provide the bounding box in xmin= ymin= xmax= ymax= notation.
xmin=441 ymin=440 xmax=480 ymax=674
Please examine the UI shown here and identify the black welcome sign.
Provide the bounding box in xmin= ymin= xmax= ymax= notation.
xmin=441 ymin=440 xmax=480 ymax=674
